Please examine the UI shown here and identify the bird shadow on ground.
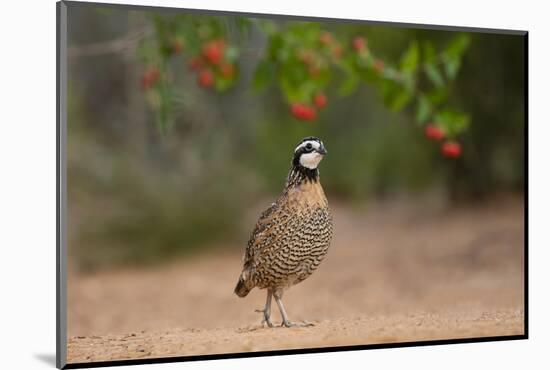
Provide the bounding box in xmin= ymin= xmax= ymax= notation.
xmin=34 ymin=353 xmax=56 ymax=367
xmin=236 ymin=322 xmax=320 ymax=333
xmin=236 ymin=325 xmax=267 ymax=333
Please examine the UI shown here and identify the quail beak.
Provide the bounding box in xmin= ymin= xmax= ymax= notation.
xmin=316 ymin=145 xmax=327 ymax=156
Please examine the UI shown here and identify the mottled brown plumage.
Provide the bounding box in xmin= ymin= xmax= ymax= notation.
xmin=234 ymin=137 xmax=333 ymax=327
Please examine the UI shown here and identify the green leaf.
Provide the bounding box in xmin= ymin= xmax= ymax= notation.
xmin=444 ymin=34 xmax=470 ymax=59
xmin=337 ymin=62 xmax=359 ymax=96
xmin=416 ymin=95 xmax=432 ymax=124
xmin=300 ymin=80 xmax=319 ymax=99
xmin=422 ymin=41 xmax=437 ymax=64
xmin=380 ymin=79 xmax=398 ymax=103
xmin=355 ymin=51 xmax=374 ymax=68
xmin=426 ymin=88 xmax=449 ymax=105
xmin=401 ymin=73 xmax=416 ymax=91
xmin=215 ymin=77 xmax=233 ymax=92
xmin=279 ymin=75 xmax=306 ymax=103
xmin=434 ymin=108 xmax=470 ymax=136
xmin=280 ymin=60 xmax=308 ymax=86
xmin=338 ymin=74 xmax=359 ymax=97
xmin=440 ymin=35 xmax=469 ymax=80
xmin=253 ymin=60 xmax=275 ymax=92
xmin=390 ymin=89 xmax=413 ymax=111
xmin=381 ymin=80 xmax=412 ymax=112
xmin=424 ymin=63 xmax=444 ymax=88
xmin=444 ymin=58 xmax=461 ymax=80
xmin=400 ymin=41 xmax=419 ymax=74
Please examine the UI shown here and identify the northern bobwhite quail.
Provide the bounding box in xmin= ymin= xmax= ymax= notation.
xmin=234 ymin=137 xmax=333 ymax=327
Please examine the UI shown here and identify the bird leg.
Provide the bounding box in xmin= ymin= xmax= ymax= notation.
xmin=273 ymin=291 xmax=314 ymax=328
xmin=255 ymin=289 xmax=274 ymax=327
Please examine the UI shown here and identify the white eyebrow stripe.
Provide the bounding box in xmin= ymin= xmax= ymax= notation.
xmin=294 ymin=140 xmax=320 ymax=152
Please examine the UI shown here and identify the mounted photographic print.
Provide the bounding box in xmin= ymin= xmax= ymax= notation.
xmin=56 ymin=1 xmax=527 ymax=368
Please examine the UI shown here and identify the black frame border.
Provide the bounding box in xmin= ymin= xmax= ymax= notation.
xmin=56 ymin=1 xmax=529 ymax=368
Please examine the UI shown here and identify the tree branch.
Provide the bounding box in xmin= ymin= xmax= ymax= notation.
xmin=68 ymin=27 xmax=153 ymax=58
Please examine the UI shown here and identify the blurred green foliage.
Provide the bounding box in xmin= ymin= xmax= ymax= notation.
xmin=138 ymin=14 xmax=472 ymax=140
xmin=67 ymin=6 xmax=525 ymax=271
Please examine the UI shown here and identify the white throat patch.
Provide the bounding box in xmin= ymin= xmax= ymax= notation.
xmin=299 ymin=152 xmax=323 ymax=169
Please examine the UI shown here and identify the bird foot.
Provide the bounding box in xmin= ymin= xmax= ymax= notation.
xmin=255 ymin=309 xmax=274 ymax=328
xmin=281 ymin=320 xmax=315 ymax=328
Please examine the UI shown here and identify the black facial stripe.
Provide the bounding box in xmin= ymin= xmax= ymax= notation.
xmin=295 ymin=140 xmax=321 ymax=153
xmin=296 ymin=137 xmax=321 ymax=149
xmin=295 ymin=146 xmax=313 ymax=157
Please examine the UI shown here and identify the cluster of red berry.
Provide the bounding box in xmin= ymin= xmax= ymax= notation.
xmin=352 ymin=35 xmax=384 ymax=73
xmin=187 ymin=39 xmax=236 ymax=89
xmin=290 ymin=93 xmax=327 ymax=121
xmin=288 ymin=31 xmax=341 ymax=121
xmin=319 ymin=31 xmax=343 ymax=60
xmin=424 ymin=124 xmax=462 ymax=158
xmin=140 ymin=30 xmax=464 ymax=158
xmin=288 ymin=34 xmax=386 ymax=122
xmin=297 ymin=31 xmax=342 ymax=79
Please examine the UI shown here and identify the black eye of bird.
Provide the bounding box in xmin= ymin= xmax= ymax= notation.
xmin=306 ymin=143 xmax=313 ymax=150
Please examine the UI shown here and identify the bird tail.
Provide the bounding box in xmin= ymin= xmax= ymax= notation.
xmin=234 ymin=274 xmax=252 ymax=297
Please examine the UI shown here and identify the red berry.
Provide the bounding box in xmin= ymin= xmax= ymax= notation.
xmin=441 ymin=141 xmax=462 ymax=158
xmin=314 ymin=93 xmax=327 ymax=109
xmin=188 ymin=56 xmax=204 ymax=71
xmin=202 ymin=39 xmax=225 ymax=65
xmin=373 ymin=59 xmax=385 ymax=73
xmin=141 ymin=66 xmax=160 ymax=90
xmin=219 ymin=63 xmax=235 ymax=78
xmin=424 ymin=124 xmax=445 ymax=141
xmin=291 ymin=103 xmax=317 ymax=121
xmin=352 ymin=36 xmax=367 ymax=52
xmin=319 ymin=31 xmax=333 ymax=45
xmin=197 ymin=69 xmax=215 ymax=88
xmin=291 ymin=103 xmax=305 ymax=119
xmin=303 ymin=106 xmax=317 ymax=120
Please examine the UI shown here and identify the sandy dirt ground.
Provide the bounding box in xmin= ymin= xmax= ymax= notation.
xmin=67 ymin=196 xmax=525 ymax=364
